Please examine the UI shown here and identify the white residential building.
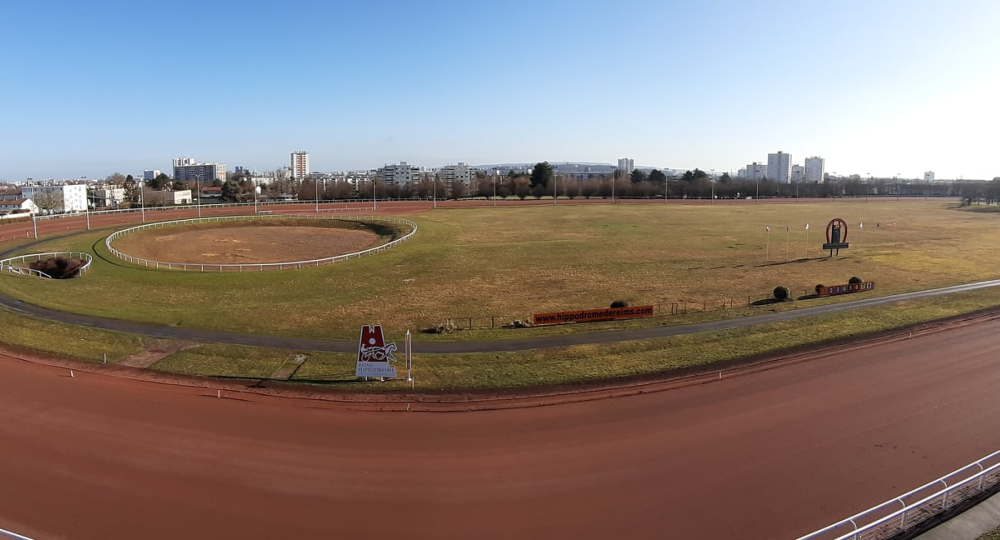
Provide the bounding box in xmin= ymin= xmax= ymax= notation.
xmin=146 ymin=189 xmax=192 ymax=206
xmin=21 ymin=184 xmax=88 ymax=213
xmin=172 ymin=157 xmax=226 ymax=184
xmin=804 ymin=156 xmax=826 ymax=183
xmin=767 ymin=151 xmax=791 ymax=184
xmin=291 ymin=151 xmax=310 ymax=179
xmin=924 ymin=171 xmax=935 ymax=182
xmin=377 ymin=162 xmax=423 ymax=186
xmin=617 ymin=158 xmax=635 ymax=174
xmin=0 ymin=198 xmax=38 ymax=216
xmin=143 ymin=169 xmax=162 ymax=181
xmin=437 ymin=162 xmax=475 ymax=189
xmin=744 ymin=162 xmax=767 ymax=181
xmin=89 ymin=187 xmax=126 ymax=208
xmin=790 ymin=164 xmax=805 ymax=183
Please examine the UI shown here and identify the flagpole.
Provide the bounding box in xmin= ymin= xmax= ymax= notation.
xmin=805 ymin=224 xmax=810 ymax=258
xmin=765 ymin=226 xmax=770 ymax=261
xmin=859 ymin=221 xmax=864 ymax=256
xmin=405 ymin=329 xmax=413 ymax=387
xmin=875 ymin=222 xmax=881 ymax=255
xmin=785 ymin=226 xmax=789 ymax=261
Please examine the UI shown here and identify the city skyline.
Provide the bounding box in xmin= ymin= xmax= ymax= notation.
xmin=2 ymin=1 xmax=998 ymax=182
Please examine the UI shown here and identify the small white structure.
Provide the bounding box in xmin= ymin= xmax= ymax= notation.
xmin=21 ymin=184 xmax=88 ymax=213
xmin=0 ymin=198 xmax=38 ymax=217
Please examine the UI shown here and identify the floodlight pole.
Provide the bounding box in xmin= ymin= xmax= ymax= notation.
xmin=140 ymin=183 xmax=145 ymax=223
xmin=314 ymin=177 xmax=319 ymax=214
xmin=373 ymin=179 xmax=377 ymax=211
xmin=492 ymin=173 xmax=496 ymax=207
xmin=196 ymin=173 xmax=202 ymax=218
xmin=31 ymin=210 xmax=37 ymax=239
xmin=553 ymin=171 xmax=557 ymax=206
xmin=611 ymin=172 xmax=616 ymax=205
xmin=254 ymin=182 xmax=258 ymax=214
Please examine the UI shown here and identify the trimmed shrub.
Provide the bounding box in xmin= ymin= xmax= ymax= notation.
xmin=28 ymin=257 xmax=85 ymax=279
xmin=848 ymin=276 xmax=863 ymax=284
xmin=773 ymin=286 xmax=790 ymax=301
xmin=610 ymin=300 xmax=630 ymax=308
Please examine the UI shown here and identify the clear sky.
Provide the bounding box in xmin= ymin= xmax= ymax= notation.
xmin=2 ymin=0 xmax=998 ymax=181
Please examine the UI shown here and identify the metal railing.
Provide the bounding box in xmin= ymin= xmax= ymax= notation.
xmin=797 ymin=448 xmax=1000 ymax=540
xmin=0 ymin=526 xmax=34 ymax=540
xmin=105 ymin=215 xmax=417 ymax=272
xmin=0 ymin=251 xmax=94 ymax=279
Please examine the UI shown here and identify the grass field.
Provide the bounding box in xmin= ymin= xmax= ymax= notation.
xmin=2 ymin=200 xmax=1000 ymax=389
xmin=141 ymin=285 xmax=1000 ymax=390
xmin=1 ymin=201 xmax=999 ymax=342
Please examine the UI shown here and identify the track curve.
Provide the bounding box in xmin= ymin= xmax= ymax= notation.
xmin=2 ymin=315 xmax=1000 ymax=539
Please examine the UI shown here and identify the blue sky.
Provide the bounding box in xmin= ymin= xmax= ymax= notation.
xmin=2 ymin=0 xmax=998 ymax=181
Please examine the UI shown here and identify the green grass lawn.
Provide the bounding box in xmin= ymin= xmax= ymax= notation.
xmin=2 ymin=200 xmax=1000 ymax=389
xmin=144 ymin=285 xmax=1000 ymax=390
xmin=2 ymin=201 xmax=999 ymax=342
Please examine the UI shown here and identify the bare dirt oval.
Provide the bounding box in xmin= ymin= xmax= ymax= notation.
xmin=112 ymin=221 xmax=382 ymax=265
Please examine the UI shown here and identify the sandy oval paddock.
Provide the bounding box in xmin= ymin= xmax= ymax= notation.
xmin=112 ymin=224 xmax=379 ymax=264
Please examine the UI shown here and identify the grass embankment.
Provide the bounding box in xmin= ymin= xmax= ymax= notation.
xmin=139 ymin=286 xmax=1000 ymax=391
xmin=2 ymin=201 xmax=999 ymax=343
xmin=0 ymin=308 xmax=145 ymax=361
xmin=979 ymin=527 xmax=1000 ymax=540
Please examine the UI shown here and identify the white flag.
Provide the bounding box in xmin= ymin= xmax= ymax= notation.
xmin=859 ymin=221 xmax=864 ymax=229
xmin=805 ymin=223 xmax=809 ymax=230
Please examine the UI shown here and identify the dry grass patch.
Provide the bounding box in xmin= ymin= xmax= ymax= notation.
xmin=1 ymin=201 xmax=999 ymax=341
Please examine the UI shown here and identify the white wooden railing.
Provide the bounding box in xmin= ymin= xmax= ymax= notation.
xmin=0 ymin=251 xmax=93 ymax=278
xmin=797 ymin=448 xmax=1000 ymax=540
xmin=105 ymin=215 xmax=417 ymax=272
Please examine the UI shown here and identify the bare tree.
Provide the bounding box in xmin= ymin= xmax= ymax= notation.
xmin=33 ymin=189 xmax=64 ymax=213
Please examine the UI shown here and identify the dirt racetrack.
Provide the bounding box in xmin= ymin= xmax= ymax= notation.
xmin=111 ymin=224 xmax=379 ymax=264
xmin=2 ymin=315 xmax=1000 ymax=540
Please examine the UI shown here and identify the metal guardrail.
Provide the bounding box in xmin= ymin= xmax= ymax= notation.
xmin=0 ymin=251 xmax=94 ymax=278
xmin=797 ymin=448 xmax=1000 ymax=540
xmin=105 ymin=215 xmax=417 ymax=272
xmin=0 ymin=527 xmax=34 ymax=540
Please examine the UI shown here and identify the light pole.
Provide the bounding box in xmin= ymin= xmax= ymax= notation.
xmin=254 ymin=180 xmax=258 ymax=214
xmin=314 ymin=177 xmax=319 ymax=214
xmin=31 ymin=209 xmax=37 ymax=239
xmin=710 ymin=169 xmax=715 ymax=204
xmin=553 ymin=170 xmax=557 ymax=206
xmin=611 ymin=171 xmax=616 ymax=205
xmin=432 ymin=177 xmax=437 ymax=209
xmin=373 ymin=179 xmax=377 ymax=211
xmin=492 ymin=171 xmax=496 ymax=207
xmin=139 ymin=182 xmax=145 ymax=223
xmin=196 ymin=173 xmax=202 ymax=218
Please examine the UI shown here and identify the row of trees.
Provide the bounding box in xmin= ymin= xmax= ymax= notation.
xmin=99 ymin=166 xmax=1000 ymax=206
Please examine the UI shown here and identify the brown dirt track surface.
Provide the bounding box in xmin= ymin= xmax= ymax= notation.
xmin=2 ymin=315 xmax=1000 ymax=540
xmin=111 ymin=224 xmax=378 ymax=264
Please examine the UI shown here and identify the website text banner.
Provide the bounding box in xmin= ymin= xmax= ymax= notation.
xmin=533 ymin=305 xmax=655 ymax=326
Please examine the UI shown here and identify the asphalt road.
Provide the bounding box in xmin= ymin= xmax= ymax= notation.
xmin=2 ymin=315 xmax=999 ymax=539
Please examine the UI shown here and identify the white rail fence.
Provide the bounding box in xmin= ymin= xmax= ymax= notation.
xmin=105 ymin=215 xmax=417 ymax=272
xmin=0 ymin=527 xmax=34 ymax=540
xmin=797 ymin=448 xmax=1000 ymax=540
xmin=0 ymin=251 xmax=94 ymax=279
